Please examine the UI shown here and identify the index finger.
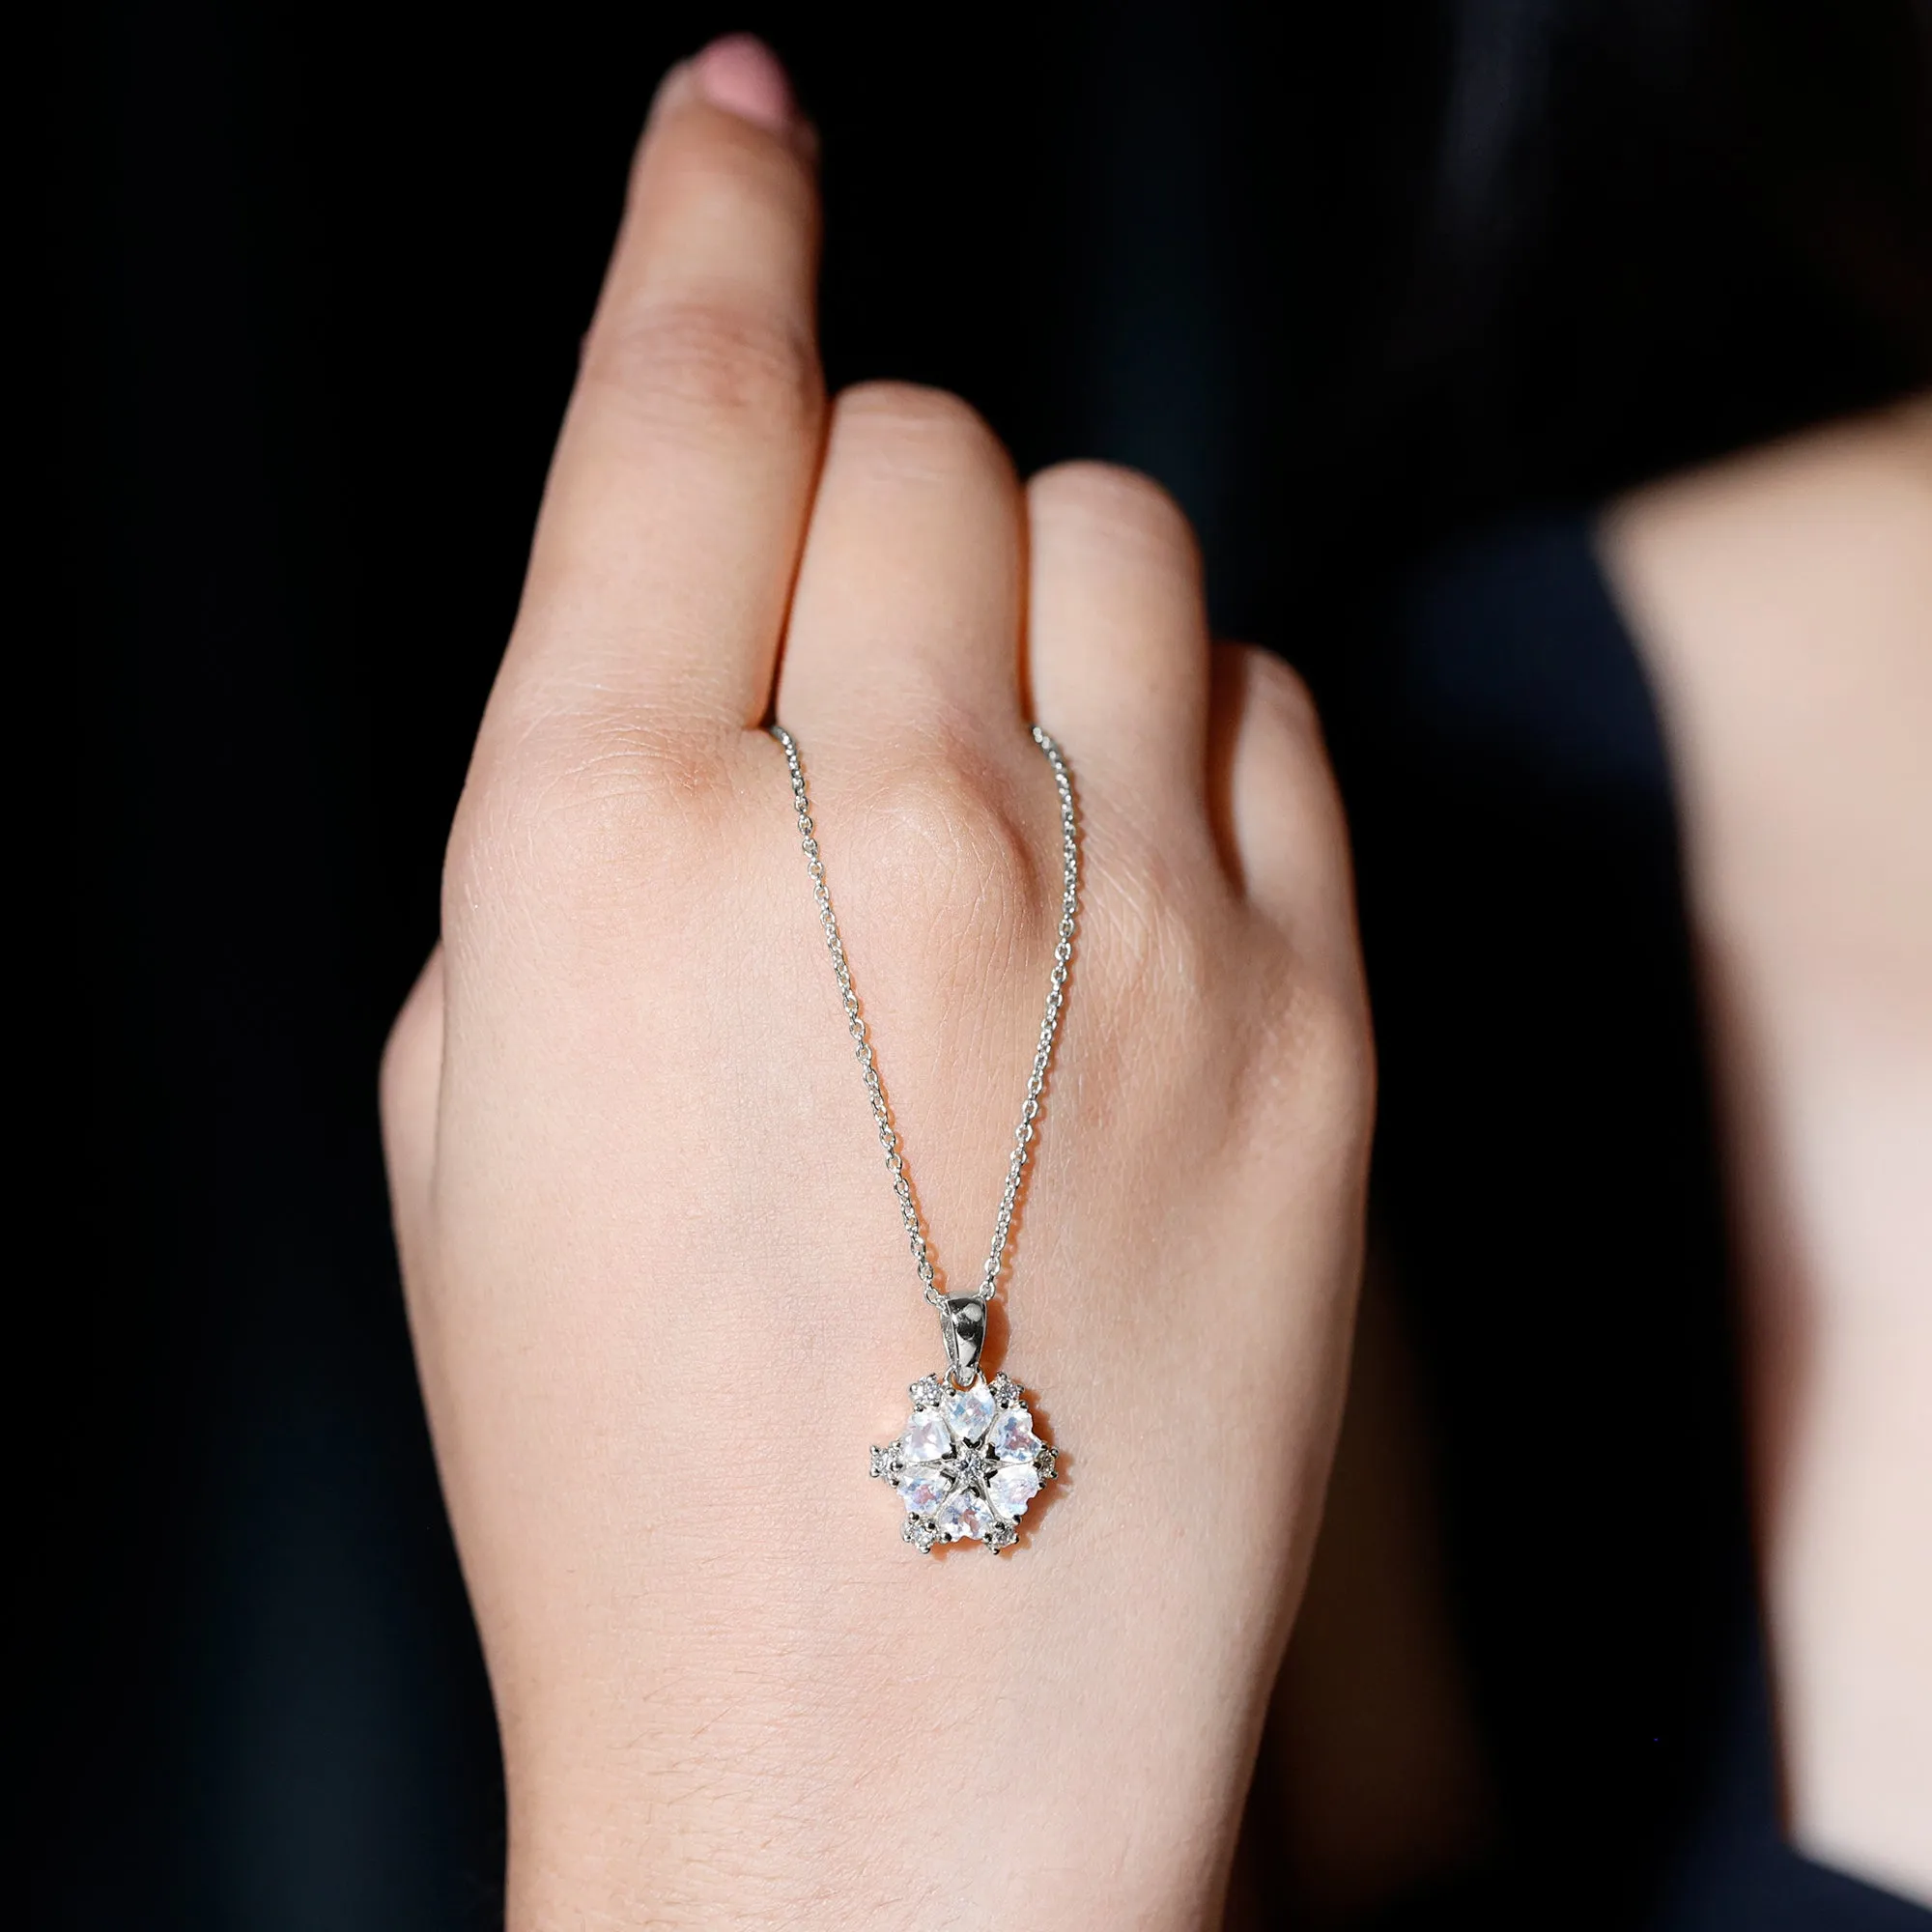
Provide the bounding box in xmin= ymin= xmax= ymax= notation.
xmin=486 ymin=38 xmax=825 ymax=754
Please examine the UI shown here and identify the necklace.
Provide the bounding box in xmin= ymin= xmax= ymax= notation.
xmin=772 ymin=723 xmax=1074 ymax=1556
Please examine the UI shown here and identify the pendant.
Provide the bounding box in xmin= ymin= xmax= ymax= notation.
xmin=869 ymin=1369 xmax=1058 ymax=1554
xmin=867 ymin=1293 xmax=1057 ymax=1554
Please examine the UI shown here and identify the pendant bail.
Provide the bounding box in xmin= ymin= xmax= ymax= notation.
xmin=940 ymin=1293 xmax=988 ymax=1385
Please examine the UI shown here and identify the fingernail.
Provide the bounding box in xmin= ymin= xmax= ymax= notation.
xmin=691 ymin=33 xmax=797 ymax=135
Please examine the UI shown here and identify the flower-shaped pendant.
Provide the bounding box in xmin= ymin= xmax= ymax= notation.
xmin=869 ymin=1372 xmax=1059 ymax=1554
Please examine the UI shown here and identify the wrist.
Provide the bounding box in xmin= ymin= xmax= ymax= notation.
xmin=484 ymin=1453 xmax=1319 ymax=1932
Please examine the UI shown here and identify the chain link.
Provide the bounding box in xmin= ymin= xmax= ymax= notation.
xmin=771 ymin=724 xmax=1079 ymax=1308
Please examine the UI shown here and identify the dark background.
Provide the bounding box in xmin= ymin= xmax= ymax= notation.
xmin=43 ymin=2 xmax=1930 ymax=1926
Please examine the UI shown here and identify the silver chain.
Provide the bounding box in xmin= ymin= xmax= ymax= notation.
xmin=771 ymin=724 xmax=1079 ymax=1307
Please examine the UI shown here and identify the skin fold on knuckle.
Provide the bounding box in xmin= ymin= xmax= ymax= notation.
xmin=1082 ymin=839 xmax=1218 ymax=1021
xmin=844 ymin=745 xmax=1048 ymax=969
xmin=1240 ymin=950 xmax=1377 ymax=1170
xmin=1084 ymin=858 xmax=1367 ymax=1194
xmin=440 ymin=709 xmax=741 ymax=958
xmin=1072 ymin=867 xmax=1250 ymax=1174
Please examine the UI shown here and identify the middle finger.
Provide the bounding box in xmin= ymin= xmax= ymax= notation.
xmin=776 ymin=383 xmax=1028 ymax=757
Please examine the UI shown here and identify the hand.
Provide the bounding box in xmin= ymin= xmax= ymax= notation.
xmin=381 ymin=37 xmax=1372 ymax=1929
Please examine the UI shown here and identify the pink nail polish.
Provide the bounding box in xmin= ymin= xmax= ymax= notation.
xmin=690 ymin=33 xmax=796 ymax=134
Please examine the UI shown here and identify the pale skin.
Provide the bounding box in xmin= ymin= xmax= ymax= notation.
xmin=1604 ymin=400 xmax=1932 ymax=1905
xmin=380 ymin=36 xmax=1372 ymax=1932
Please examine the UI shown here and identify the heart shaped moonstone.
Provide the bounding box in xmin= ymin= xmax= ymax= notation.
xmin=987 ymin=1462 xmax=1040 ymax=1520
xmin=901 ymin=1409 xmax=951 ymax=1464
xmin=987 ymin=1404 xmax=1041 ymax=1463
xmin=898 ymin=1467 xmax=950 ymax=1516
xmin=942 ymin=1378 xmax=997 ymax=1443
xmin=937 ymin=1488 xmax=998 ymax=1542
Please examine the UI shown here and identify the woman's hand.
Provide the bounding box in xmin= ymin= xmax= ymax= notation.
xmin=381 ymin=37 xmax=1372 ymax=1929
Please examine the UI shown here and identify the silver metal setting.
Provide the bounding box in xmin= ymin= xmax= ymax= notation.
xmin=771 ymin=724 xmax=1076 ymax=1555
xmin=940 ymin=1293 xmax=988 ymax=1386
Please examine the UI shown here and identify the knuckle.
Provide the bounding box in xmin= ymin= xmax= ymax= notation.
xmin=829 ymin=382 xmax=1013 ymax=488
xmin=1265 ymin=970 xmax=1378 ymax=1151
xmin=1028 ymin=461 xmax=1201 ymax=578
xmin=1080 ymin=859 xmax=1225 ymax=1123
xmin=380 ymin=952 xmax=444 ymax=1137
xmin=583 ymin=293 xmax=819 ymax=441
xmin=1089 ymin=847 xmax=1219 ymax=1044
xmin=1082 ymin=831 xmax=1372 ymax=1151
xmin=853 ymin=736 xmax=1046 ymax=942
xmin=1217 ymin=913 xmax=1373 ymax=1138
xmin=444 ymin=704 xmax=736 ymax=933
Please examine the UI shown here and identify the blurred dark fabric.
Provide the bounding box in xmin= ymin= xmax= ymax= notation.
xmin=43 ymin=0 xmax=1930 ymax=1925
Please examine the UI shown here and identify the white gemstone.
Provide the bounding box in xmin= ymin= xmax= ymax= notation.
xmin=937 ymin=1487 xmax=998 ymax=1542
xmin=988 ymin=1462 xmax=1039 ymax=1520
xmin=901 ymin=1409 xmax=951 ymax=1464
xmin=987 ymin=1405 xmax=1041 ymax=1463
xmin=943 ymin=1378 xmax=996 ymax=1443
xmin=898 ymin=1467 xmax=949 ymax=1516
